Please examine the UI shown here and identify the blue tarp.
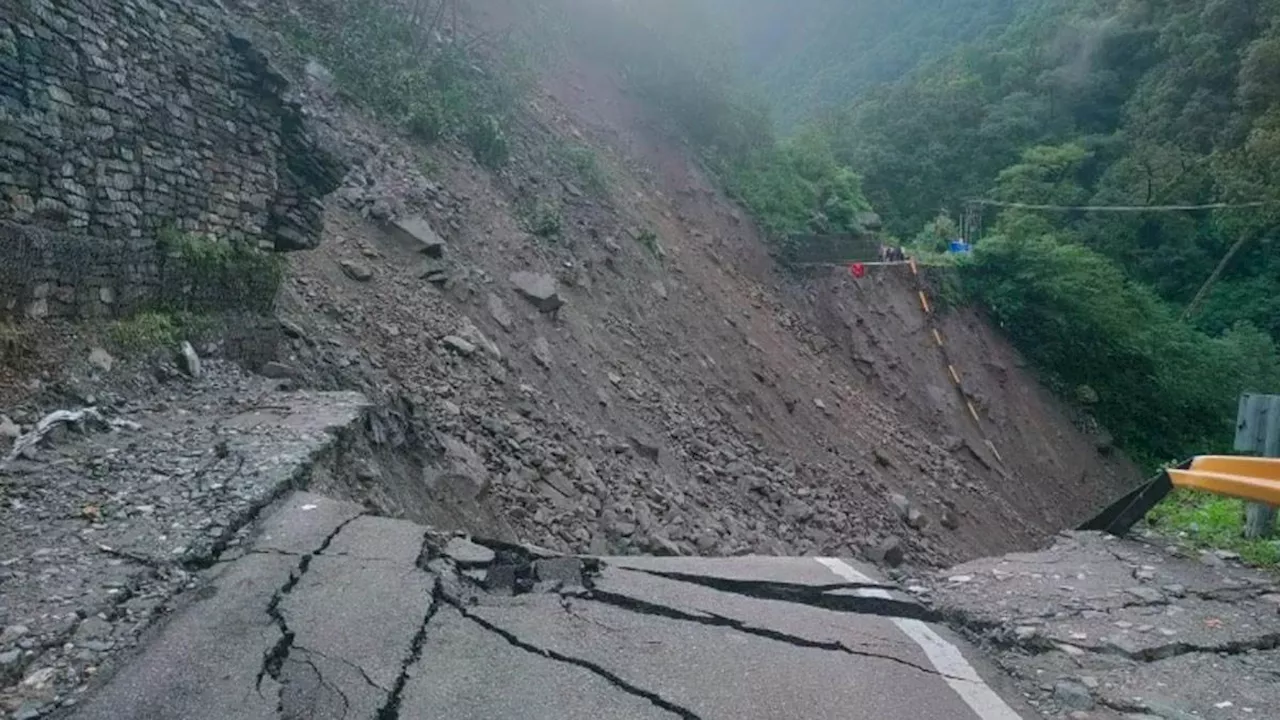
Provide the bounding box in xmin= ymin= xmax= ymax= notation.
xmin=948 ymin=240 xmax=972 ymax=254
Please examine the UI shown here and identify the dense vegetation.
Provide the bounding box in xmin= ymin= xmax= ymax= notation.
xmin=710 ymin=0 xmax=1280 ymax=470
xmin=280 ymin=0 xmax=525 ymax=168
xmin=278 ymin=0 xmax=1280 ymax=472
xmin=708 ymin=0 xmax=1021 ymax=130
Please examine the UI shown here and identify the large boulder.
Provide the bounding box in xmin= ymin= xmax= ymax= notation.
xmin=509 ymin=272 xmax=564 ymax=314
xmin=388 ymin=216 xmax=447 ymax=258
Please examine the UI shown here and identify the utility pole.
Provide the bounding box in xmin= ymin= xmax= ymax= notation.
xmin=961 ymin=202 xmax=981 ymax=245
xmin=1235 ymin=394 xmax=1280 ymax=538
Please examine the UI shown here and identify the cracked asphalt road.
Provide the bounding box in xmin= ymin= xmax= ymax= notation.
xmin=64 ymin=492 xmax=1035 ymax=720
xmin=929 ymin=532 xmax=1280 ymax=718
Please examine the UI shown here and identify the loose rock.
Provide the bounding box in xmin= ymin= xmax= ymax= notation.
xmin=455 ymin=318 xmax=501 ymax=359
xmin=443 ymin=537 xmax=496 ymax=567
xmin=533 ymin=557 xmax=584 ymax=588
xmin=442 ymin=336 xmax=477 ymax=356
xmin=339 ymin=259 xmax=374 ymax=281
xmin=866 ymin=536 xmax=905 ymax=568
xmin=1052 ymin=680 xmax=1095 ymax=711
xmin=889 ymin=493 xmax=911 ymax=520
xmin=487 ymin=293 xmax=514 ymax=331
xmin=389 ymin=216 xmax=447 ymax=257
xmin=630 ymin=436 xmax=661 ymax=463
xmin=510 ymin=271 xmax=564 ymax=314
xmin=261 ymin=361 xmax=299 ymax=379
xmin=88 ymin=347 xmax=114 ymax=373
xmin=178 ymin=342 xmax=202 ymax=378
xmin=906 ymin=508 xmax=930 ymax=531
xmin=531 ymin=336 xmax=553 ymax=368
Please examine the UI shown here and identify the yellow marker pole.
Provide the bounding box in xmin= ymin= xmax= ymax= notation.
xmin=948 ymin=365 xmax=961 ymax=386
xmin=918 ymin=292 xmax=931 ymax=314
xmin=967 ymin=401 xmax=980 ymax=422
xmin=933 ymin=329 xmax=945 ymax=347
xmin=909 ymin=257 xmax=918 ymax=276
xmin=986 ymin=439 xmax=1004 ymax=464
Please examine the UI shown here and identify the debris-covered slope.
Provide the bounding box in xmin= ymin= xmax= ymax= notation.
xmin=249 ymin=0 xmax=1139 ymax=569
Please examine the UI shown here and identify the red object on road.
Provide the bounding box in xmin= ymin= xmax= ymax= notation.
xmin=850 ymin=262 xmax=866 ymax=279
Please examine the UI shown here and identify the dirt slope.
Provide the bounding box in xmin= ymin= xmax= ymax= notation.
xmin=223 ymin=0 xmax=1142 ymax=571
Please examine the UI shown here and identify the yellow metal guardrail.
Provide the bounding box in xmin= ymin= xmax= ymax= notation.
xmin=1081 ymin=455 xmax=1280 ymax=535
xmin=1168 ymin=456 xmax=1280 ymax=506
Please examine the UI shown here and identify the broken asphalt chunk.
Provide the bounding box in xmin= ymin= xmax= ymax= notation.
xmin=444 ymin=537 xmax=496 ymax=568
xmin=533 ymin=557 xmax=584 ymax=589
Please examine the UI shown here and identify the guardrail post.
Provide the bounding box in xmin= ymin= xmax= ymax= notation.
xmin=1235 ymin=394 xmax=1280 ymax=538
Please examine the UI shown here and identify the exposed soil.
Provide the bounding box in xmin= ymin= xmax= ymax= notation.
xmin=2 ymin=0 xmax=1142 ymax=582
xmin=236 ymin=0 xmax=1140 ymax=568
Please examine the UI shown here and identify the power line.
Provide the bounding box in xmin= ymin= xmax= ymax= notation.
xmin=968 ymin=199 xmax=1278 ymax=212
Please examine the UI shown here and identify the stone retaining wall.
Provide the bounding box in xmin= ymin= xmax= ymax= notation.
xmin=0 ymin=0 xmax=341 ymax=318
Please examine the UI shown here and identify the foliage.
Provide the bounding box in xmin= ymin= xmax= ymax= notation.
xmin=555 ymin=0 xmax=871 ymax=255
xmin=0 ymin=321 xmax=29 ymax=365
xmin=557 ymin=143 xmax=609 ymax=195
xmin=1147 ymin=491 xmax=1280 ymax=567
xmin=156 ymin=227 xmax=285 ymax=314
xmin=518 ymin=198 xmax=563 ymax=240
xmin=106 ymin=311 xmax=218 ymax=353
xmin=714 ymin=0 xmax=1280 ymax=467
xmin=706 ymin=0 xmax=1024 ymax=130
xmin=635 ymin=228 xmax=661 ymax=258
xmin=961 ymin=229 xmax=1280 ymax=467
xmin=465 ymin=114 xmax=510 ymax=170
xmin=713 ymin=130 xmax=874 ymax=249
xmin=279 ymin=0 xmax=522 ymax=167
xmin=806 ymin=0 xmax=1280 ymax=342
xmin=107 ymin=312 xmax=183 ymax=351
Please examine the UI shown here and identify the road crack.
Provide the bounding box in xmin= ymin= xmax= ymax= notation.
xmin=444 ymin=595 xmax=703 ymax=719
xmin=584 ymin=588 xmax=967 ymax=681
xmin=296 ymin=645 xmax=391 ymax=693
xmin=255 ymin=514 xmax=365 ymax=701
xmin=1097 ymin=632 xmax=1280 ymax=663
xmin=375 ymin=533 xmax=442 ymax=720
xmin=614 ymin=567 xmax=936 ymax=622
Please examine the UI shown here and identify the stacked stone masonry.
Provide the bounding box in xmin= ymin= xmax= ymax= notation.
xmin=0 ymin=0 xmax=341 ymax=318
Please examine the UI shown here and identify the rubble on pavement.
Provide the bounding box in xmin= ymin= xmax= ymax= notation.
xmin=926 ymin=531 xmax=1280 ymax=720
xmin=0 ymin=360 xmax=367 ymax=719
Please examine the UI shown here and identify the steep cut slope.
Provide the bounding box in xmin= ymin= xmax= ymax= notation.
xmin=233 ymin=0 xmax=1139 ymax=570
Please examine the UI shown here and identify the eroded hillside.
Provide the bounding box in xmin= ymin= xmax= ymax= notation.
xmin=0 ymin=0 xmax=1138 ymax=573
xmin=219 ymin=0 xmax=1139 ymax=568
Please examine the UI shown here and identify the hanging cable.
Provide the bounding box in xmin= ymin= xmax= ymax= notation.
xmin=968 ymin=199 xmax=1277 ymax=212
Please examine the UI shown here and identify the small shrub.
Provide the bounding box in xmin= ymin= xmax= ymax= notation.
xmin=636 ymin=228 xmax=661 ymax=257
xmin=107 ymin=312 xmax=181 ymax=351
xmin=156 ymin=227 xmax=285 ymax=314
xmin=1147 ymin=491 xmax=1280 ymax=567
xmin=921 ymin=265 xmax=968 ymax=312
xmin=0 ymin=321 xmax=30 ymax=364
xmin=520 ymin=199 xmax=563 ymax=239
xmin=466 ymin=115 xmax=511 ymax=169
xmin=559 ymin=143 xmax=608 ymax=194
xmin=277 ymin=0 xmax=524 ymax=174
xmin=106 ymin=312 xmax=220 ymax=353
xmin=406 ymin=99 xmax=447 ymax=144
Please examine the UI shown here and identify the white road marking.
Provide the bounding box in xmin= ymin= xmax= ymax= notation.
xmin=815 ymin=557 xmax=1025 ymax=720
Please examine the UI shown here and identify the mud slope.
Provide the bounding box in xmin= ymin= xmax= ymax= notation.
xmin=238 ymin=0 xmax=1139 ymax=568
xmin=812 ymin=269 xmax=1135 ymax=538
